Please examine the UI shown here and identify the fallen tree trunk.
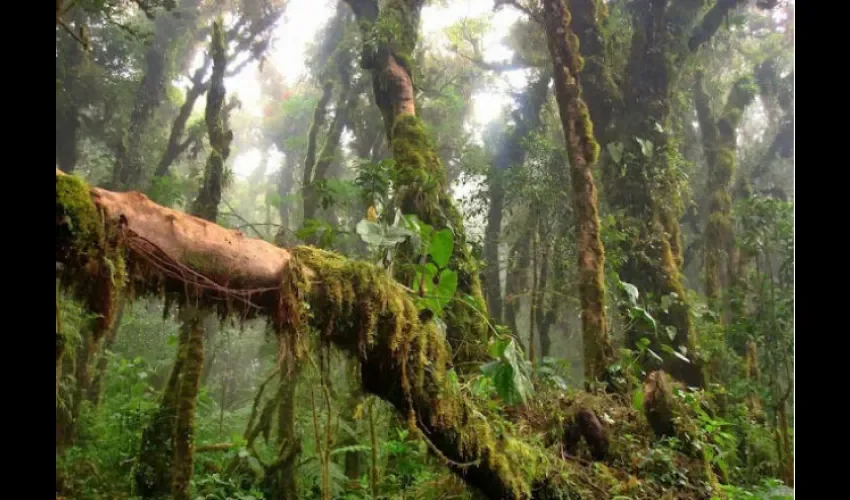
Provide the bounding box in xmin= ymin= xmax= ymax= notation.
xmin=55 ymin=170 xmax=565 ymax=499
xmin=56 ymin=170 xmax=727 ymax=499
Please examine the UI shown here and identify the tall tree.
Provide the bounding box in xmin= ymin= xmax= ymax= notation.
xmin=694 ymin=71 xmax=757 ymax=302
xmin=134 ymin=18 xmax=232 ymax=499
xmin=542 ymin=0 xmax=612 ymax=382
xmin=172 ymin=19 xmax=232 ymax=500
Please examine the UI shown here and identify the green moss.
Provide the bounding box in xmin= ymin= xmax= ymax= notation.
xmin=389 ymin=115 xmax=489 ymax=363
xmin=57 ymin=173 xmax=127 ymax=337
xmin=286 ymin=246 xmax=544 ymax=497
xmin=57 ymin=174 xmax=103 ymax=256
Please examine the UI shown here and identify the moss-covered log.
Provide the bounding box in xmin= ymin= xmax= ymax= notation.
xmin=55 ymin=169 xmax=568 ymax=498
xmin=542 ymin=0 xmax=613 ymax=383
xmin=58 ymin=170 xmax=735 ymax=498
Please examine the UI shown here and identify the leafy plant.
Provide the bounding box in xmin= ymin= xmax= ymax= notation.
xmin=480 ymin=335 xmax=534 ymax=406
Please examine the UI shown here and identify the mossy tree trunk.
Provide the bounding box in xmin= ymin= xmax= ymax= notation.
xmin=134 ymin=19 xmax=232 ymax=499
xmin=504 ymin=225 xmax=533 ymax=348
xmin=694 ymin=72 xmax=757 ymax=304
xmin=174 ymin=20 xmax=231 ymax=500
xmin=170 ymin=306 xmax=205 ymax=500
xmin=577 ymin=0 xmax=749 ymax=388
xmin=154 ymin=11 xmax=282 ymax=180
xmin=542 ymin=0 xmax=613 ymax=382
xmin=301 ymin=82 xmax=335 ymax=217
xmin=270 ymin=362 xmax=302 ymax=499
xmin=276 ymin=152 xmax=299 ymax=246
xmin=343 ymin=0 xmax=490 ymax=364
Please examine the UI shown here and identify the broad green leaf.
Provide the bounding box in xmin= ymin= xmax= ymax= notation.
xmin=637 ymin=337 xmax=651 ymax=351
xmin=488 ymin=336 xmax=511 ymax=359
xmin=435 ymin=269 xmax=458 ymax=304
xmin=355 ymin=219 xmax=385 ymax=247
xmin=620 ymin=281 xmax=639 ymax=305
xmin=606 ymin=142 xmax=623 ymax=164
xmin=412 ymin=263 xmax=438 ymax=295
xmin=629 ymin=306 xmax=657 ymax=332
xmin=635 ymin=137 xmax=654 ymax=157
xmin=428 ymin=228 xmax=454 ymax=268
xmin=383 ymin=225 xmax=414 ymax=245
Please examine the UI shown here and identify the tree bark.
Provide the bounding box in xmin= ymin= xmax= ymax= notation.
xmin=542 ymin=0 xmax=613 ymax=382
xmin=694 ymin=72 xmax=756 ymax=303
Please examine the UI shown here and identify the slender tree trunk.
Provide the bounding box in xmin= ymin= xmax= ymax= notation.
xmin=171 ymin=306 xmax=205 ymax=500
xmin=483 ymin=72 xmax=550 ymax=326
xmin=504 ymin=226 xmax=532 ymax=345
xmin=695 ymin=72 xmax=757 ymax=303
xmin=87 ymin=296 xmax=127 ymax=405
xmin=174 ymin=21 xmax=231 ymax=500
xmin=542 ymin=0 xmax=612 ymax=382
xmin=154 ymin=63 xmax=209 ymax=179
xmin=261 ymin=356 xmax=301 ymax=499
xmin=301 ymin=82 xmax=334 ymax=220
xmin=483 ymin=173 xmax=505 ymax=323
xmin=535 ymin=237 xmax=555 ymax=359
xmin=56 ymin=9 xmax=86 ymax=174
xmin=276 ymin=152 xmax=298 ymax=245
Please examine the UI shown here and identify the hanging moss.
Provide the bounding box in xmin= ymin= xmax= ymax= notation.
xmin=284 ymin=245 xmax=547 ymax=498
xmin=56 ymin=173 xmax=126 ymax=341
